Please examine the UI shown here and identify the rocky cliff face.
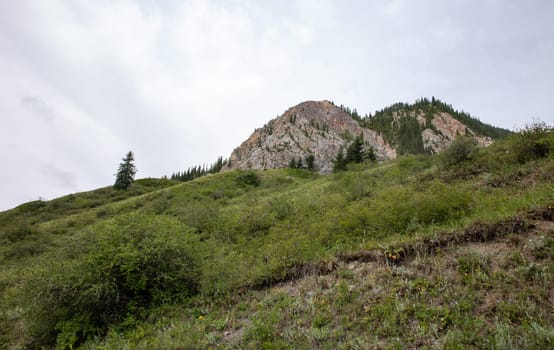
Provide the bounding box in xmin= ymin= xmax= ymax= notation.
xmin=226 ymin=101 xmax=395 ymax=173
xmin=225 ymin=100 xmax=495 ymax=173
xmin=418 ymin=112 xmax=493 ymax=153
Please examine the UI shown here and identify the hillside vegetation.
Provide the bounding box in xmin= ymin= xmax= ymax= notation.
xmin=0 ymin=122 xmax=553 ymax=349
xmin=358 ymin=97 xmax=512 ymax=152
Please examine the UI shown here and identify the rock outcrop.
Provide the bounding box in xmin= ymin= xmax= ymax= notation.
xmin=224 ymin=100 xmax=497 ymax=173
xmin=421 ymin=112 xmax=493 ymax=153
xmin=226 ymin=101 xmax=395 ymax=173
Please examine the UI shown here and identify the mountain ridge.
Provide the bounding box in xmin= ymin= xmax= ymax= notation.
xmin=225 ymin=98 xmax=509 ymax=173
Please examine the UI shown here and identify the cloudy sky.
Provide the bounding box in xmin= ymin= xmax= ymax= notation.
xmin=1 ymin=0 xmax=553 ymax=210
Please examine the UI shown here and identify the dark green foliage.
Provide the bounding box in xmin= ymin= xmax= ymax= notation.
xmin=235 ymin=171 xmax=261 ymax=187
xmin=397 ymin=117 xmax=426 ymax=155
xmin=441 ymin=136 xmax=479 ymax=167
xmin=351 ymin=97 xmax=512 ymax=154
xmin=339 ymin=104 xmax=361 ymax=122
xmin=289 ymin=157 xmax=298 ymax=169
xmin=305 ymin=154 xmax=316 ymax=171
xmin=361 ymin=111 xmax=427 ymax=155
xmin=512 ymin=120 xmax=553 ymax=163
xmin=416 ymin=97 xmax=512 ymax=139
xmin=169 ymin=156 xmax=228 ymax=182
xmin=333 ymin=147 xmax=347 ymax=172
xmin=22 ymin=214 xmax=200 ymax=348
xmin=114 ymin=151 xmax=137 ymax=190
xmin=345 ymin=135 xmax=365 ymax=163
xmin=289 ymin=154 xmax=316 ymax=171
xmin=289 ymin=157 xmax=303 ymax=169
xmin=334 ymin=135 xmax=376 ymax=172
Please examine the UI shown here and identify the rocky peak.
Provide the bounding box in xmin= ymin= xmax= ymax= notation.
xmin=224 ymin=98 xmax=507 ymax=173
xmin=225 ymin=100 xmax=395 ymax=173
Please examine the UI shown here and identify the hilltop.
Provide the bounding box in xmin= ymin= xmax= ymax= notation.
xmin=225 ymin=98 xmax=510 ymax=173
xmin=0 ymin=111 xmax=552 ymax=349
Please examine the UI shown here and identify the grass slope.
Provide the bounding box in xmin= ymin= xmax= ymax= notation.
xmin=0 ymin=125 xmax=553 ymax=349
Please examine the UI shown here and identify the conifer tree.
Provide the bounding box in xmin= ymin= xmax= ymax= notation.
xmin=305 ymin=154 xmax=315 ymax=171
xmin=333 ymin=147 xmax=347 ymax=172
xmin=345 ymin=134 xmax=365 ymax=163
xmin=114 ymin=151 xmax=137 ymax=190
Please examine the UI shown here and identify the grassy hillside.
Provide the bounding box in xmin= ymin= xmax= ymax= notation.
xmin=0 ymin=123 xmax=553 ymax=349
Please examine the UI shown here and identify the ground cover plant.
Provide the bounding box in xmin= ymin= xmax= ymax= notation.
xmin=0 ymin=124 xmax=552 ymax=349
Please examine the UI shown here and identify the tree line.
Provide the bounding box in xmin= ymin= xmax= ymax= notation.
xmin=333 ymin=134 xmax=376 ymax=172
xmin=167 ymin=156 xmax=227 ymax=182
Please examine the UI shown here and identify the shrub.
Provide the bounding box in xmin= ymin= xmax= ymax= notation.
xmin=512 ymin=120 xmax=553 ymax=163
xmin=235 ymin=171 xmax=261 ymax=187
xmin=441 ymin=136 xmax=478 ymax=167
xmin=269 ymin=195 xmax=296 ymax=220
xmin=22 ymin=214 xmax=200 ymax=348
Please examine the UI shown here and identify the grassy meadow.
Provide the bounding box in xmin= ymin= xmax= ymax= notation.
xmin=0 ymin=124 xmax=553 ymax=349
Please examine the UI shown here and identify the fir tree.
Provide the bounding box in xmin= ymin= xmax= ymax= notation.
xmin=333 ymin=147 xmax=347 ymax=172
xmin=305 ymin=154 xmax=315 ymax=171
xmin=114 ymin=151 xmax=137 ymax=190
xmin=289 ymin=157 xmax=298 ymax=169
xmin=345 ymin=134 xmax=365 ymax=163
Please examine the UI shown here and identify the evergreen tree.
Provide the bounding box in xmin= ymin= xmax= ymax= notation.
xmin=333 ymin=147 xmax=347 ymax=172
xmin=289 ymin=158 xmax=298 ymax=169
xmin=305 ymin=154 xmax=316 ymax=171
xmin=345 ymin=134 xmax=365 ymax=163
xmin=114 ymin=151 xmax=137 ymax=190
xmin=366 ymin=146 xmax=377 ymax=162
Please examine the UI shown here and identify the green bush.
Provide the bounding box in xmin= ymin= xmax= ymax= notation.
xmin=512 ymin=120 xmax=553 ymax=163
xmin=269 ymin=195 xmax=296 ymax=220
xmin=22 ymin=214 xmax=200 ymax=348
xmin=441 ymin=136 xmax=478 ymax=167
xmin=235 ymin=171 xmax=261 ymax=187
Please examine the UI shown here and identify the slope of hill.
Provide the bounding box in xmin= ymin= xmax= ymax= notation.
xmin=225 ymin=98 xmax=510 ymax=173
xmin=0 ymin=121 xmax=551 ymax=349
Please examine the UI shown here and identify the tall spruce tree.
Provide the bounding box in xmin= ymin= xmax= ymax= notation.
xmin=333 ymin=147 xmax=347 ymax=172
xmin=114 ymin=151 xmax=137 ymax=190
xmin=305 ymin=154 xmax=316 ymax=171
xmin=345 ymin=134 xmax=365 ymax=163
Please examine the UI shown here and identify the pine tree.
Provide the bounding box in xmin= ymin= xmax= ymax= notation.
xmin=333 ymin=147 xmax=347 ymax=172
xmin=305 ymin=154 xmax=315 ymax=171
xmin=289 ymin=158 xmax=298 ymax=169
xmin=345 ymin=134 xmax=365 ymax=163
xmin=114 ymin=151 xmax=137 ymax=190
xmin=366 ymin=146 xmax=377 ymax=162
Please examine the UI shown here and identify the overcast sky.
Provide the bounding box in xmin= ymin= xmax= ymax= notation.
xmin=1 ymin=0 xmax=553 ymax=210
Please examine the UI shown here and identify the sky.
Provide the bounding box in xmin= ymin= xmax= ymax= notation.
xmin=1 ymin=0 xmax=553 ymax=210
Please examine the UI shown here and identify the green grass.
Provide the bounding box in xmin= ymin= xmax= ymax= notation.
xmin=80 ymin=223 xmax=554 ymax=349
xmin=0 ymin=127 xmax=553 ymax=349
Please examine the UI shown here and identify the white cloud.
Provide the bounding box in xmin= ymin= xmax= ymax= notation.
xmin=0 ymin=0 xmax=553 ymax=210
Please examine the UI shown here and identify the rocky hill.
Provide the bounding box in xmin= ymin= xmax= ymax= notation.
xmin=225 ymin=98 xmax=509 ymax=172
